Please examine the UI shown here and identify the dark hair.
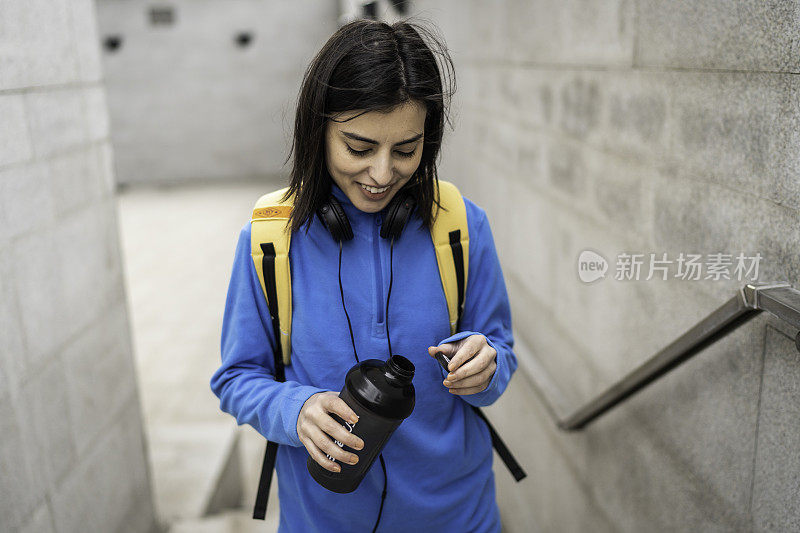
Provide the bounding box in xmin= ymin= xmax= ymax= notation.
xmin=281 ymin=18 xmax=456 ymax=235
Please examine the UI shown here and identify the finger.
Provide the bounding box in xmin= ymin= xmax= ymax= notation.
xmin=309 ymin=425 xmax=359 ymax=466
xmin=319 ymin=413 xmax=364 ymax=451
xmin=447 ymin=335 xmax=483 ymax=372
xmin=428 ymin=346 xmax=449 ymax=365
xmin=429 ymin=343 xmax=456 ymax=360
xmin=302 ymin=435 xmax=341 ymax=473
xmin=324 ymin=395 xmax=360 ymax=426
xmin=448 ymin=384 xmax=488 ymax=395
xmin=448 ymin=344 xmax=494 ymax=381
xmin=446 ymin=346 xmax=489 ymax=381
xmin=445 ymin=361 xmax=496 ymax=389
xmin=428 ymin=344 xmax=456 ymax=358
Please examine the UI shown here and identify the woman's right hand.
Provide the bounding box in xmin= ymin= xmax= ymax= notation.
xmin=297 ymin=392 xmax=364 ymax=472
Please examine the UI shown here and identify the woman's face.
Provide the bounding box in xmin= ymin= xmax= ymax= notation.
xmin=324 ymin=100 xmax=426 ymax=213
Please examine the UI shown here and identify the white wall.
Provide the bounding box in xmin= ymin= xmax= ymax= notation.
xmin=0 ymin=1 xmax=157 ymax=532
xmin=96 ymin=0 xmax=339 ymax=186
xmin=412 ymin=0 xmax=800 ymax=531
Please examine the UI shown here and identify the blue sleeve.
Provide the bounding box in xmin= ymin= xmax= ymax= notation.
xmin=437 ymin=200 xmax=517 ymax=407
xmin=209 ymin=224 xmax=325 ymax=447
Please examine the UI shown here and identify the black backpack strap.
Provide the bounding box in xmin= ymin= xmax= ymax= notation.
xmin=449 ymin=230 xmax=526 ymax=482
xmin=253 ymin=243 xmax=285 ymax=520
xmin=448 ymin=229 xmax=466 ymax=332
xmin=471 ymin=405 xmax=527 ymax=482
xmin=253 ymin=442 xmax=279 ymax=520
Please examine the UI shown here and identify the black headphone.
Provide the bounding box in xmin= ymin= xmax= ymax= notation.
xmin=317 ymin=187 xmax=417 ymax=243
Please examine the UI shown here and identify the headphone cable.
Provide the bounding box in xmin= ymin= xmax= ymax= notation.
xmin=338 ymin=240 xmax=359 ymax=364
xmin=370 ymin=236 xmax=396 ymax=533
xmin=336 ymin=233 xmax=395 ymax=533
xmin=385 ymin=238 xmax=394 ymax=357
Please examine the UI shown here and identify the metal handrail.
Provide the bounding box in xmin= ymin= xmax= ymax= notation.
xmin=524 ymin=282 xmax=800 ymax=431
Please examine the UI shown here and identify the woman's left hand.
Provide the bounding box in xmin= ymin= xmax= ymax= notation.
xmin=427 ymin=334 xmax=497 ymax=395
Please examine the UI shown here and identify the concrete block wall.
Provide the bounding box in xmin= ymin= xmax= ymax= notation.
xmin=0 ymin=1 xmax=157 ymax=532
xmin=412 ymin=1 xmax=800 ymax=531
xmin=95 ymin=0 xmax=338 ymax=187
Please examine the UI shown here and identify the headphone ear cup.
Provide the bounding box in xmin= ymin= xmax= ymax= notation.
xmin=318 ymin=196 xmax=354 ymax=242
xmin=380 ymin=190 xmax=416 ymax=240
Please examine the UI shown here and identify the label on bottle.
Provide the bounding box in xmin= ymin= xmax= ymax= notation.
xmin=325 ymin=417 xmax=357 ymax=462
xmin=317 ymin=387 xmax=401 ymax=482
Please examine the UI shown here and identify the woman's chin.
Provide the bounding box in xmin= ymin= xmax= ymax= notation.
xmin=352 ymin=197 xmax=389 ymax=213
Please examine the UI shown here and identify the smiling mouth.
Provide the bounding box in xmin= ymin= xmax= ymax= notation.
xmin=359 ymin=183 xmax=391 ymax=194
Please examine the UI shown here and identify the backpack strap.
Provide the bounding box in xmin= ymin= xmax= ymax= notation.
xmin=430 ymin=180 xmax=469 ymax=335
xmin=431 ymin=182 xmax=527 ymax=483
xmin=250 ymin=187 xmax=294 ymax=366
xmin=249 ymin=187 xmax=294 ymax=520
xmin=251 ymin=238 xmax=282 ymax=520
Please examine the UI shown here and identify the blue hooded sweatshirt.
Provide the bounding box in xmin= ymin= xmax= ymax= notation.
xmin=210 ymin=182 xmax=517 ymax=532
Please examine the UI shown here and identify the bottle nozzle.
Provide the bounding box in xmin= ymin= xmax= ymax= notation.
xmin=384 ymin=355 xmax=414 ymax=385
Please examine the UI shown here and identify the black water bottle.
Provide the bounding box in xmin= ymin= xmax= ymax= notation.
xmin=307 ymin=355 xmax=415 ymax=493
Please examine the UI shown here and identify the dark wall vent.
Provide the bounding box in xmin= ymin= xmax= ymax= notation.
xmin=149 ymin=5 xmax=175 ymax=26
xmin=362 ymin=1 xmax=378 ymax=20
xmin=235 ymin=31 xmax=254 ymax=48
xmin=391 ymin=0 xmax=408 ymax=14
xmin=103 ymin=35 xmax=123 ymax=53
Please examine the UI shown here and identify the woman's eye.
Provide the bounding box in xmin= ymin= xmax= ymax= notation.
xmin=345 ymin=145 xmax=417 ymax=158
xmin=346 ymin=145 xmax=370 ymax=156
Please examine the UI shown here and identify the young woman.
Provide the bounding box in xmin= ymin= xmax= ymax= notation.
xmin=211 ymin=18 xmax=517 ymax=533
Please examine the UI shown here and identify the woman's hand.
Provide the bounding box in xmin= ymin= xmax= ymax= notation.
xmin=297 ymin=392 xmax=364 ymax=472
xmin=427 ymin=334 xmax=497 ymax=395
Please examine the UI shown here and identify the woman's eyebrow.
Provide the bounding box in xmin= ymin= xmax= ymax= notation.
xmin=340 ymin=131 xmax=423 ymax=146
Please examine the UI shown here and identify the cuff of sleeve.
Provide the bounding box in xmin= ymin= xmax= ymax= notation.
xmin=437 ymin=330 xmax=477 ymax=347
xmin=436 ymin=331 xmax=502 ymax=400
xmin=283 ymin=385 xmax=327 ymax=447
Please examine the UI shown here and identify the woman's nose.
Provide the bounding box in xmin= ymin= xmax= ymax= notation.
xmin=368 ymin=155 xmax=393 ymax=186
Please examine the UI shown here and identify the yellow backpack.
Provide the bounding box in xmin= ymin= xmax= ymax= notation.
xmin=249 ymin=179 xmax=469 ymax=366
